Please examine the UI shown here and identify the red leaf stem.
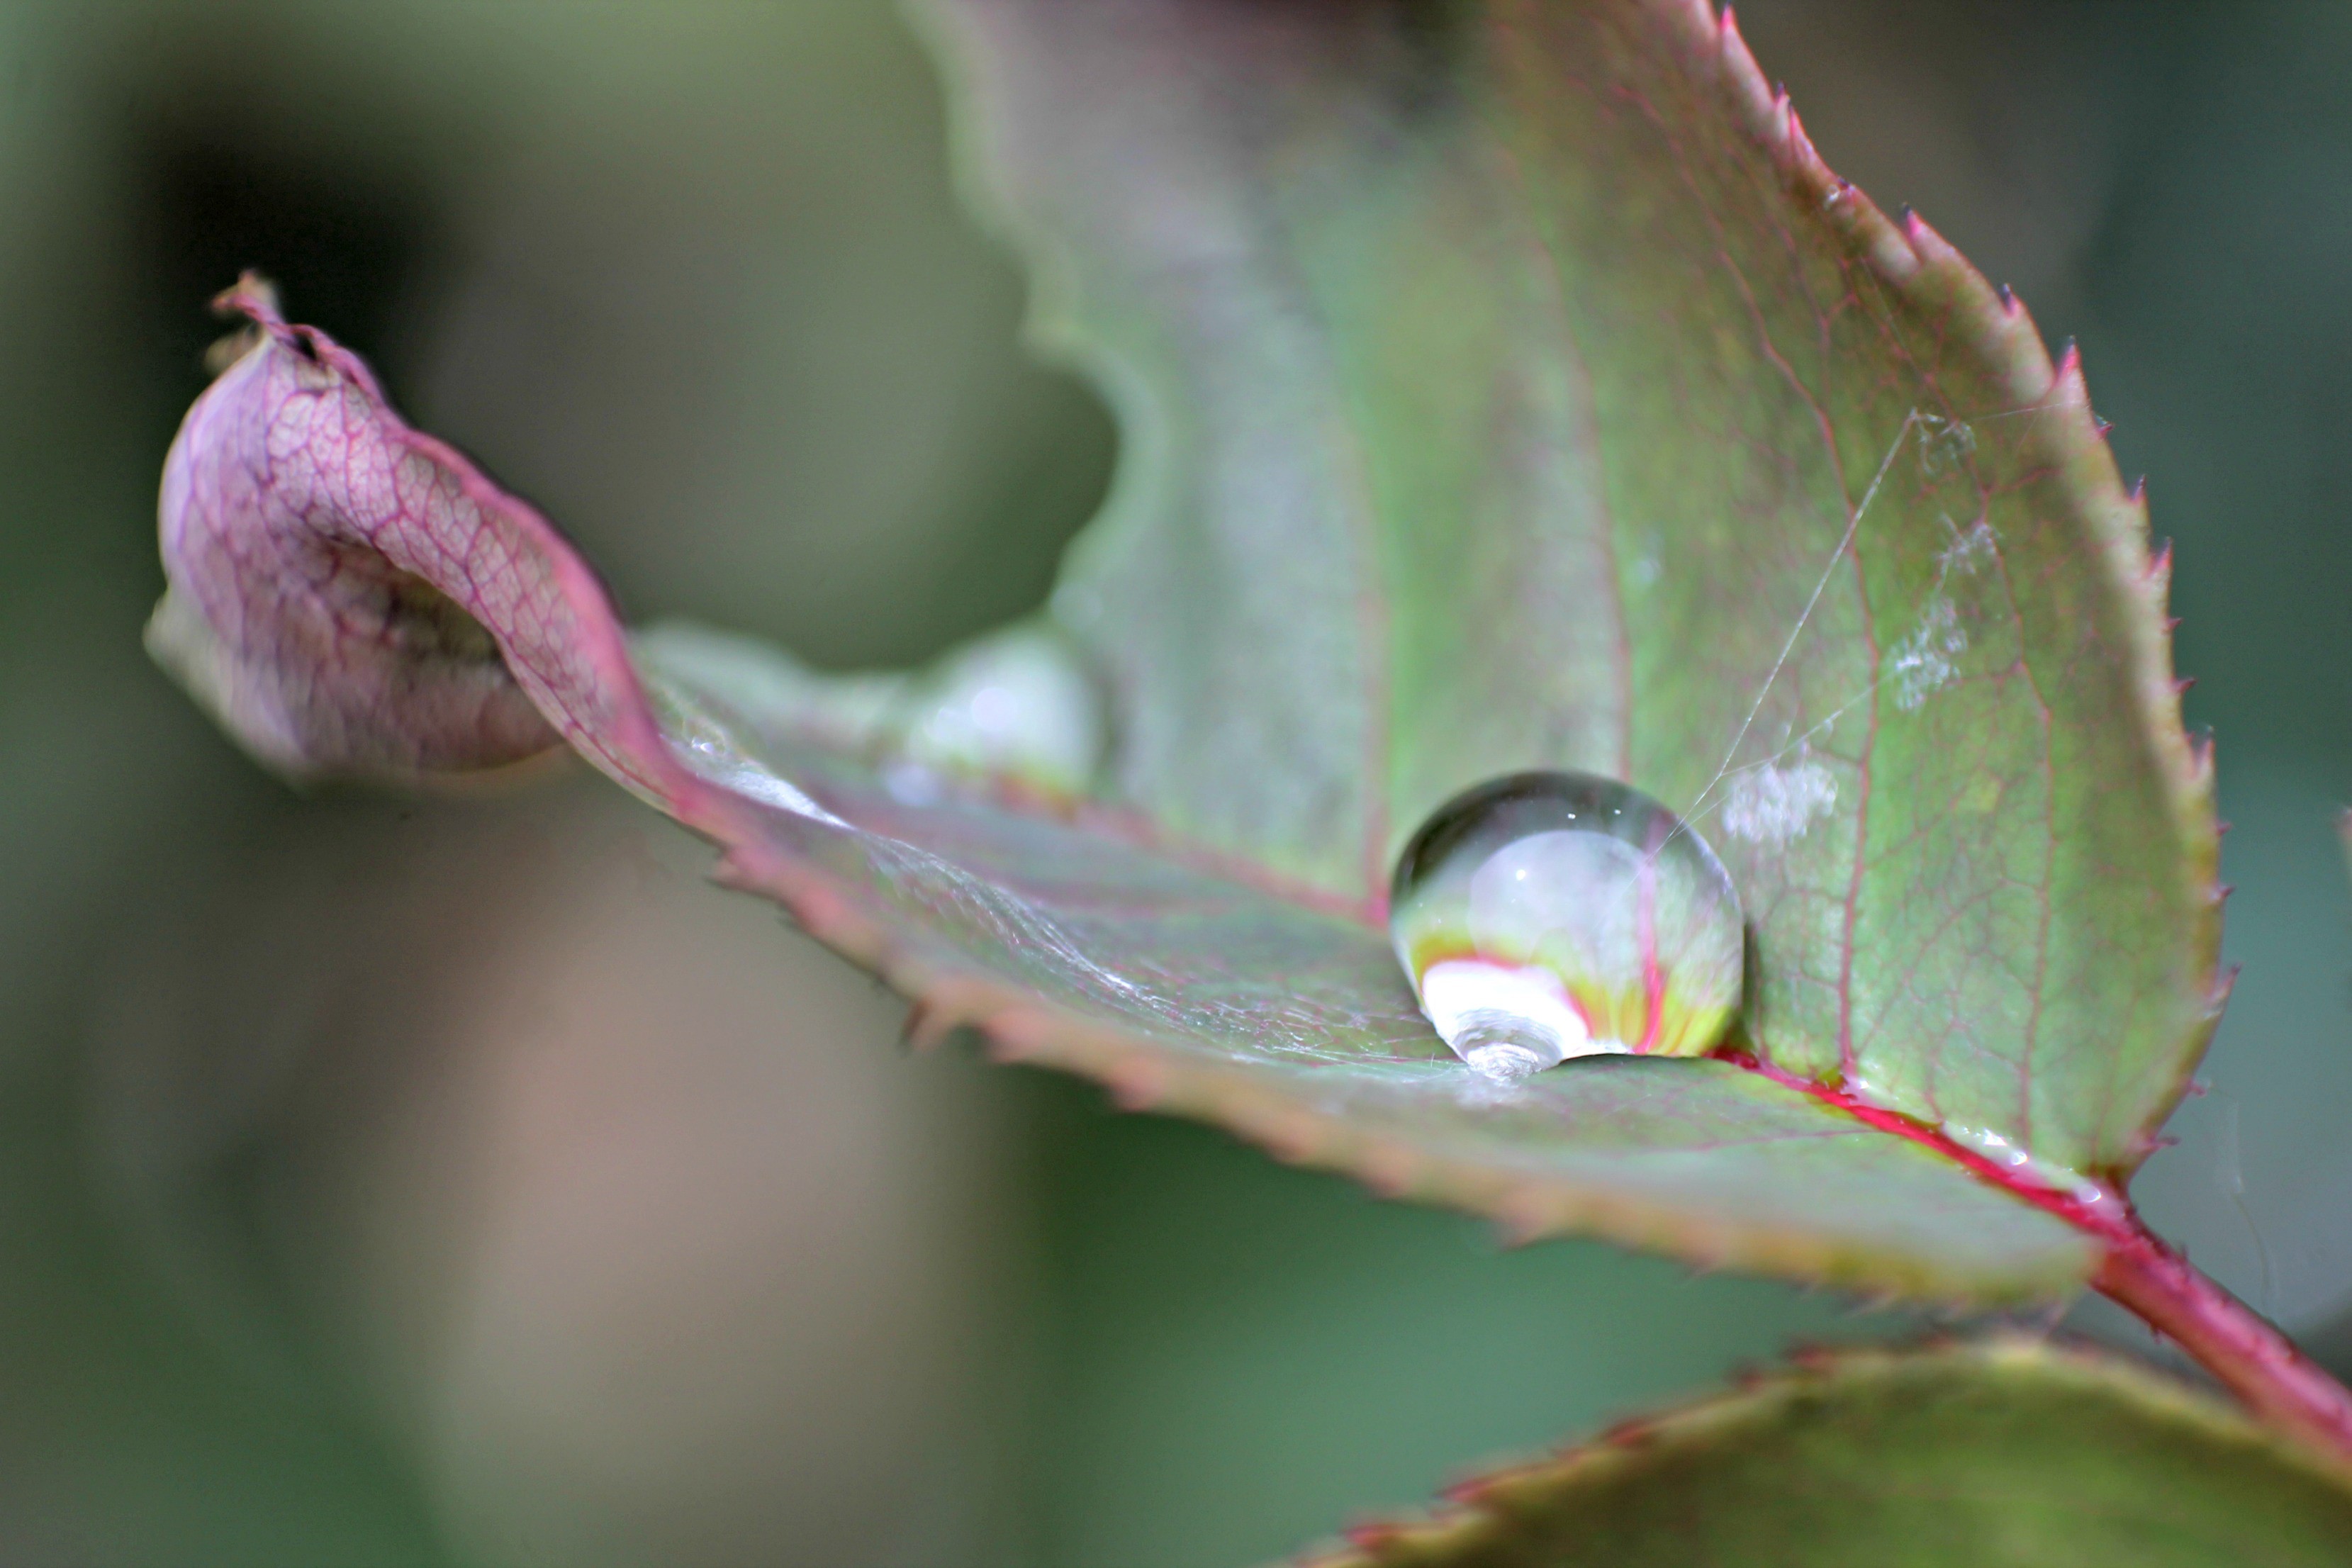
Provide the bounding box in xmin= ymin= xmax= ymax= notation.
xmin=1727 ymin=1047 xmax=2352 ymax=1474
xmin=2097 ymin=1229 xmax=2352 ymax=1476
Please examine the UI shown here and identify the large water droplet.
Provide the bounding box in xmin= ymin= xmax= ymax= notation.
xmin=1389 ymin=771 xmax=1744 ymax=1083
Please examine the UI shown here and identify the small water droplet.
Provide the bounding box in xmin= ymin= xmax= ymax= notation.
xmin=891 ymin=624 xmax=1104 ymax=794
xmin=1390 ymin=771 xmax=1745 ymax=1081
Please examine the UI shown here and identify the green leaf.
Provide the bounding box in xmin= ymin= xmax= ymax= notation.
xmin=645 ymin=629 xmax=2093 ymax=1299
xmin=1304 ymin=1338 xmax=2352 ymax=1567
xmin=150 ymin=0 xmax=2219 ymax=1303
xmin=919 ymin=0 xmax=2219 ymax=1180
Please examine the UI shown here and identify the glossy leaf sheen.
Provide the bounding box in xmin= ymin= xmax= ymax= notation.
xmin=152 ymin=0 xmax=2220 ymax=1301
xmin=1306 ymin=1340 xmax=2352 ymax=1567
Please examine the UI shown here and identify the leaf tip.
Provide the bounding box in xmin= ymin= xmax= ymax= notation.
xmin=212 ymin=269 xmax=283 ymax=329
xmin=2054 ymin=335 xmax=2085 ymax=384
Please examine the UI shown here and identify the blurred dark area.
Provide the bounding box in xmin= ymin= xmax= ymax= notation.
xmin=1 ymin=2 xmax=2348 ymax=1564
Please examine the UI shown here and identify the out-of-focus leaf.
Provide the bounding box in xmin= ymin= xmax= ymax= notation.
xmin=1304 ymin=1338 xmax=2352 ymax=1567
xmin=152 ymin=0 xmax=2219 ymax=1302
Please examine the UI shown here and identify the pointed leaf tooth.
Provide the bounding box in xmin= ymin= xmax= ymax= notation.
xmin=1259 ymin=1113 xmax=1323 ymax=1165
xmin=2054 ymin=336 xmax=2086 ymax=391
xmin=1440 ymin=1466 xmax=1516 ymax=1506
xmin=710 ymin=849 xmax=762 ymax=893
xmin=1357 ymin=1141 xmax=1421 ymax=1200
xmin=1598 ymin=1416 xmax=1657 ymax=1447
xmin=1104 ymin=1060 xmax=1170 ymax=1112
xmin=1494 ymin=1195 xmax=1555 ymax=1248
xmin=902 ymin=998 xmax=962 ymax=1051
xmin=1782 ymin=101 xmax=1824 ymax=169
xmin=1340 ymin=1520 xmax=1409 ymax=1553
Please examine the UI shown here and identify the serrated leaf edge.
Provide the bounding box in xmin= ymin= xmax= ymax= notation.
xmin=712 ymin=831 xmax=2095 ymax=1303
xmin=1684 ymin=0 xmax=2225 ymax=1170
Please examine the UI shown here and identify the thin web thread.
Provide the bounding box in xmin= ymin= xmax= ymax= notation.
xmin=1664 ymin=401 xmax=2056 ymax=848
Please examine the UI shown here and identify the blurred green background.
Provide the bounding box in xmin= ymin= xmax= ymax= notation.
xmin=1 ymin=2 xmax=2347 ymax=1564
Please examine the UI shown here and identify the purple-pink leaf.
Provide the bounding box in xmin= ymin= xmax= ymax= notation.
xmin=154 ymin=278 xmax=648 ymax=792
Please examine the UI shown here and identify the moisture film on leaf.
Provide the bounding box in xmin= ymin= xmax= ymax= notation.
xmin=152 ymin=0 xmax=2219 ymax=1304
xmin=1305 ymin=1340 xmax=2352 ymax=1568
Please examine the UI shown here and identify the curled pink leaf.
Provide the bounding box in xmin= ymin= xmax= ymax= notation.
xmin=153 ymin=275 xmax=675 ymax=798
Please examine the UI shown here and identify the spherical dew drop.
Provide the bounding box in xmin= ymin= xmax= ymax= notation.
xmin=1389 ymin=771 xmax=1745 ymax=1085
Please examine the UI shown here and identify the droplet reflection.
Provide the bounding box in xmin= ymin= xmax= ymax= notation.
xmin=1389 ymin=771 xmax=1744 ymax=1084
